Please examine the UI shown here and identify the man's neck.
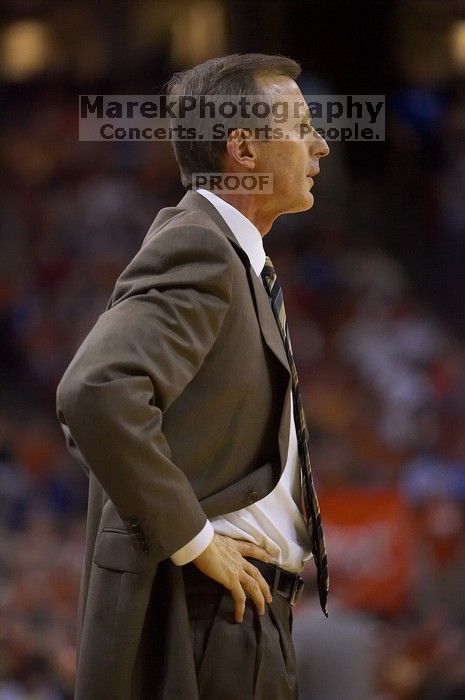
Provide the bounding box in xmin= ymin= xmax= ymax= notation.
xmin=208 ymin=191 xmax=277 ymax=236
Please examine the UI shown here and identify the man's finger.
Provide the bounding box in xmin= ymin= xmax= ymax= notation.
xmin=243 ymin=561 xmax=272 ymax=603
xmin=240 ymin=572 xmax=266 ymax=616
xmin=230 ymin=584 xmax=246 ymax=623
xmin=234 ymin=540 xmax=272 ymax=563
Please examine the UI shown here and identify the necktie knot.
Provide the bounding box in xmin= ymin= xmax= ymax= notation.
xmin=261 ymin=255 xmax=275 ymax=279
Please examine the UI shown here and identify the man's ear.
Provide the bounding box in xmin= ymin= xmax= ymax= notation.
xmin=226 ymin=128 xmax=257 ymax=171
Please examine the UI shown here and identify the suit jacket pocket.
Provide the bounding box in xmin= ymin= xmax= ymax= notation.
xmin=92 ymin=529 xmax=144 ymax=574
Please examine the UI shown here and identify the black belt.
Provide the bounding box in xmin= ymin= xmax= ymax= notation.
xmin=245 ymin=557 xmax=305 ymax=607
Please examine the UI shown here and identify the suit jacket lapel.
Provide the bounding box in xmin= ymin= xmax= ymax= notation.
xmin=178 ymin=189 xmax=291 ymax=377
xmin=176 ymin=190 xmax=292 ymax=473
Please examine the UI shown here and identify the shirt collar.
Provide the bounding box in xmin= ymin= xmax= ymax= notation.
xmin=196 ymin=188 xmax=266 ymax=277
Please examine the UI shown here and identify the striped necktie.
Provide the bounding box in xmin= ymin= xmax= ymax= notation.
xmin=261 ymin=255 xmax=329 ymax=617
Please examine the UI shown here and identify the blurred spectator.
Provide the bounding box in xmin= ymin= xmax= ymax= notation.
xmin=293 ymin=594 xmax=380 ymax=700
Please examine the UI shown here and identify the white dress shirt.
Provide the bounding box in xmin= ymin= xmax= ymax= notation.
xmin=170 ymin=189 xmax=312 ymax=573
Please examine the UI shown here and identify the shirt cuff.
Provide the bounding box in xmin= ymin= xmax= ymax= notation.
xmin=170 ymin=520 xmax=215 ymax=566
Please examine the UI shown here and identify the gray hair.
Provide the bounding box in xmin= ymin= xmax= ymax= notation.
xmin=165 ymin=53 xmax=301 ymax=188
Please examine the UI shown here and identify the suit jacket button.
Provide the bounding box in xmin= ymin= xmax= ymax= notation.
xmin=247 ymin=491 xmax=259 ymax=505
xmin=128 ymin=517 xmax=138 ymax=527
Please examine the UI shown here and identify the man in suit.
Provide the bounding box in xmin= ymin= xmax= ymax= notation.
xmin=56 ymin=53 xmax=330 ymax=699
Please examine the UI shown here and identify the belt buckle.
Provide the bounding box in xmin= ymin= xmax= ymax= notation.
xmin=290 ymin=576 xmax=304 ymax=606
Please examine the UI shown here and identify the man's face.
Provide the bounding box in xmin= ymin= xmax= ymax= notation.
xmin=254 ymin=74 xmax=330 ymax=215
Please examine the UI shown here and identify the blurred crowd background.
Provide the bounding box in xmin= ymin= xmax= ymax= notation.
xmin=0 ymin=1 xmax=465 ymax=698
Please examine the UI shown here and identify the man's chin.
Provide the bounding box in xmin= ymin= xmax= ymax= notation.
xmin=288 ymin=191 xmax=314 ymax=213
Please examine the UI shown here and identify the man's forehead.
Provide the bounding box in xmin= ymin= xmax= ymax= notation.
xmin=255 ymin=73 xmax=307 ymax=111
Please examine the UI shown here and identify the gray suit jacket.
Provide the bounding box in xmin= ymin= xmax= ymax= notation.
xmin=56 ymin=189 xmax=295 ymax=698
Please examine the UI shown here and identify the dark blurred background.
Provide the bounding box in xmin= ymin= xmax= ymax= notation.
xmin=0 ymin=1 xmax=464 ymax=698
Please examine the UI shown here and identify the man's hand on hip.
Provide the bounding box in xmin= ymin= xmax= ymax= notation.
xmin=192 ymin=533 xmax=273 ymax=623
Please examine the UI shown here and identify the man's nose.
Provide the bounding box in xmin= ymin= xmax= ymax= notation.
xmin=310 ymin=131 xmax=330 ymax=158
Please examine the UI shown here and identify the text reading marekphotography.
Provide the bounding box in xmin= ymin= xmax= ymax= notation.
xmin=79 ymin=94 xmax=385 ymax=142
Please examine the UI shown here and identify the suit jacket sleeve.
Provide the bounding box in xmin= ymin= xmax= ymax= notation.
xmin=56 ymin=223 xmax=233 ymax=562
